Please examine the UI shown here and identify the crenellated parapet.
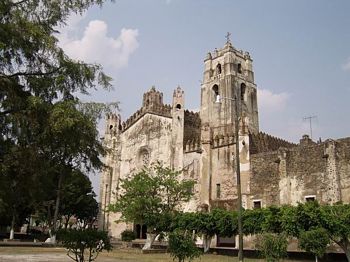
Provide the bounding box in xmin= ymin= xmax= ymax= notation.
xmin=184 ymin=110 xmax=201 ymax=150
xmin=121 ymin=86 xmax=172 ymax=132
xmin=250 ymin=132 xmax=296 ymax=154
xmin=121 ymin=104 xmax=172 ymax=132
xmin=211 ymin=132 xmax=235 ymax=149
xmin=184 ymin=137 xmax=201 ymax=153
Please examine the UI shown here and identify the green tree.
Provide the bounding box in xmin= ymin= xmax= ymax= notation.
xmin=168 ymin=230 xmax=201 ymax=262
xmin=280 ymin=202 xmax=350 ymax=261
xmin=172 ymin=209 xmax=237 ymax=253
xmin=256 ymin=233 xmax=288 ymax=262
xmin=299 ymin=228 xmax=330 ymax=261
xmin=320 ymin=204 xmax=350 ymax=261
xmin=60 ymin=170 xmax=99 ymax=229
xmin=0 ymin=143 xmax=45 ymax=238
xmin=109 ymin=163 xmax=195 ymax=249
xmin=58 ymin=228 xmax=111 ymax=262
xmin=0 ymin=0 xmax=118 ymax=241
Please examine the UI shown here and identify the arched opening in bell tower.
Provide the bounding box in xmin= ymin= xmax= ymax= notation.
xmin=216 ymin=64 xmax=222 ymax=74
xmin=240 ymin=83 xmax=246 ymax=101
xmin=212 ymin=84 xmax=220 ymax=102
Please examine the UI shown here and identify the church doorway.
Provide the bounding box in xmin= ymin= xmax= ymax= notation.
xmin=134 ymin=224 xmax=147 ymax=239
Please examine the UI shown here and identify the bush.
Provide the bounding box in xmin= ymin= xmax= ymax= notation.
xmin=57 ymin=229 xmax=111 ymax=262
xmin=256 ymin=233 xmax=288 ymax=262
xmin=168 ymin=230 xmax=201 ymax=262
xmin=121 ymin=229 xmax=136 ymax=242
xmin=299 ymin=228 xmax=330 ymax=258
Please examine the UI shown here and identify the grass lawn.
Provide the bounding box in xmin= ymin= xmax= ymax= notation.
xmin=0 ymin=246 xmax=310 ymax=261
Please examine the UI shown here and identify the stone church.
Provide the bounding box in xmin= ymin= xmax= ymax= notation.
xmin=99 ymin=40 xmax=350 ymax=246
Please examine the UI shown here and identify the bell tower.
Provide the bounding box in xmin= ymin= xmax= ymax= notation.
xmin=200 ymin=39 xmax=259 ymax=134
xmin=199 ymin=38 xmax=259 ymax=206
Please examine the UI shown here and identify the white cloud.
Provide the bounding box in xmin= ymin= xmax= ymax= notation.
xmin=57 ymin=16 xmax=139 ymax=71
xmin=342 ymin=57 xmax=350 ymax=72
xmin=257 ymin=89 xmax=289 ymax=112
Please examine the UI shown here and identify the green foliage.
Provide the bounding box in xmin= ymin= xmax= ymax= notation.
xmin=173 ymin=209 xmax=237 ymax=239
xmin=299 ymin=228 xmax=330 ymax=258
xmin=242 ymin=208 xmax=267 ymax=235
xmin=57 ymin=229 xmax=112 ymax=262
xmin=170 ymin=203 xmax=350 ymax=261
xmin=109 ymin=163 xmax=195 ymax=233
xmin=0 ymin=0 xmax=116 ymax=233
xmin=256 ymin=233 xmax=288 ymax=262
xmin=121 ymin=230 xmax=136 ymax=242
xmin=168 ymin=230 xmax=201 ymax=262
xmin=262 ymin=206 xmax=283 ymax=233
xmin=60 ymin=170 xmax=99 ymax=228
xmin=280 ymin=202 xmax=350 ymax=260
xmin=321 ymin=203 xmax=350 ymax=244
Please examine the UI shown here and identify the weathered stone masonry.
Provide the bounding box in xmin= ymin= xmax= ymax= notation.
xmin=99 ymin=40 xmax=350 ymax=248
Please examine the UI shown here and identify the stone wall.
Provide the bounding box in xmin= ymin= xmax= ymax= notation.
xmin=108 ymin=113 xmax=173 ymax=238
xmin=183 ymin=110 xmax=201 ymax=149
xmin=335 ymin=138 xmax=350 ymax=202
xmin=250 ymin=132 xmax=296 ymax=154
xmin=250 ymin=151 xmax=280 ymax=207
xmin=183 ymin=151 xmax=201 ymax=212
xmin=250 ymin=135 xmax=350 ymax=207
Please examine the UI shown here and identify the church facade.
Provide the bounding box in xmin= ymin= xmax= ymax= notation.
xmin=99 ymin=40 xmax=350 ymax=246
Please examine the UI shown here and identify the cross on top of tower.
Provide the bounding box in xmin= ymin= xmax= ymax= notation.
xmin=225 ymin=32 xmax=231 ymax=43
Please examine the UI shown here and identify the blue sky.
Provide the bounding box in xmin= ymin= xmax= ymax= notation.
xmin=57 ymin=0 xmax=350 ymax=194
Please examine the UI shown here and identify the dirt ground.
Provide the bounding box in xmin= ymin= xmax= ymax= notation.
xmin=0 ymin=246 xmax=312 ymax=262
xmin=0 ymin=247 xmax=259 ymax=262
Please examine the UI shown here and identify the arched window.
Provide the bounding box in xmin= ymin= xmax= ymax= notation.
xmin=237 ymin=63 xmax=242 ymax=74
xmin=138 ymin=148 xmax=150 ymax=167
xmin=176 ymin=104 xmax=181 ymax=110
xmin=240 ymin=83 xmax=246 ymax=101
xmin=212 ymin=84 xmax=220 ymax=102
xmin=216 ymin=63 xmax=222 ymax=74
xmin=212 ymin=85 xmax=219 ymax=96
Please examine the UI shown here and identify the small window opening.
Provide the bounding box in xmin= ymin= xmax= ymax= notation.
xmin=240 ymin=83 xmax=246 ymax=101
xmin=212 ymin=84 xmax=219 ymax=96
xmin=237 ymin=63 xmax=242 ymax=74
xmin=109 ymin=125 xmax=113 ymax=130
xmin=305 ymin=195 xmax=316 ymax=202
xmin=216 ymin=64 xmax=222 ymax=74
xmin=253 ymin=200 xmax=262 ymax=209
xmin=176 ymin=104 xmax=181 ymax=110
xmin=216 ymin=184 xmax=221 ymax=199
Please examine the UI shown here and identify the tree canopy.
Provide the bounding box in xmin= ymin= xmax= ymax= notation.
xmin=0 ymin=0 xmax=116 ymax=237
xmin=109 ymin=163 xmax=195 ymax=233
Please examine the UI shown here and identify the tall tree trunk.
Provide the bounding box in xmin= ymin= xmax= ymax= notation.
xmin=51 ymin=171 xmax=64 ymax=243
xmin=142 ymin=233 xmax=157 ymax=250
xmin=203 ymin=234 xmax=212 ymax=253
xmin=345 ymin=250 xmax=350 ymax=262
xmin=9 ymin=213 xmax=15 ymax=240
xmin=338 ymin=239 xmax=350 ymax=262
